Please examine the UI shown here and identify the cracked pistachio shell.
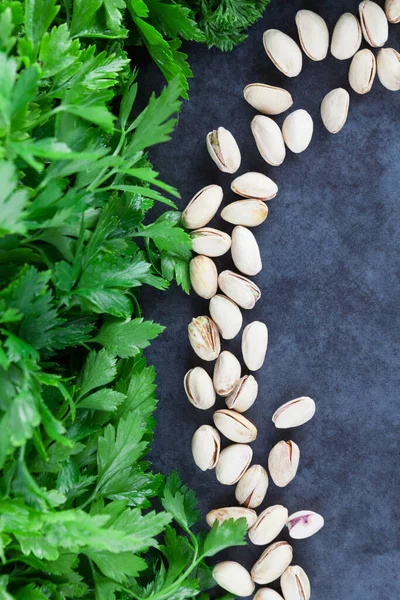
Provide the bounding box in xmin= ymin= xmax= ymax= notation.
xmin=182 ymin=185 xmax=223 ymax=229
xmin=251 ymin=542 xmax=293 ymax=585
xmin=209 ymin=295 xmax=243 ymax=340
xmin=191 ymin=227 xmax=231 ymax=257
xmin=235 ymin=464 xmax=268 ymax=508
xmin=251 ymin=115 xmax=286 ymax=166
xmin=263 ymin=30 xmax=303 ymax=77
xmin=249 ymin=505 xmax=289 ymax=546
xmin=272 ymin=397 xmax=316 ymax=428
xmin=206 ymin=506 xmax=258 ymax=529
xmin=191 ymin=425 xmax=220 ymax=471
xmin=221 ymin=200 xmax=269 ymax=227
xmin=385 ymin=0 xmax=400 ymax=22
xmin=213 ymin=409 xmax=257 ymax=443
xmin=280 ymin=566 xmax=311 ymax=600
xmin=349 ymin=49 xmax=376 ymax=94
xmin=254 ymin=590 xmax=284 ymax=600
xmin=377 ymin=48 xmax=400 ymax=91
xmin=189 ymin=255 xmax=218 ymax=300
xmin=212 ymin=562 xmax=255 ymax=597
xmin=231 ymin=171 xmax=278 ymax=201
xmin=268 ymin=440 xmax=300 ymax=488
xmin=216 ymin=443 xmax=253 ymax=485
xmin=282 ymin=110 xmax=313 ymax=154
xmin=244 ymin=83 xmax=293 ymax=115
xmin=295 ymin=10 xmax=329 ymax=61
xmin=359 ymin=0 xmax=389 ymax=47
xmin=218 ymin=270 xmax=261 ymax=310
xmin=331 ymin=13 xmax=362 ymax=60
xmin=213 ymin=351 xmax=241 ymax=397
xmin=321 ymin=88 xmax=350 ymax=134
xmin=188 ymin=316 xmax=220 ymax=361
xmin=231 ymin=226 xmax=262 ymax=276
xmin=242 ymin=321 xmax=268 ymax=372
xmin=225 ymin=375 xmax=258 ymax=413
xmin=287 ymin=510 xmax=325 ymax=539
xmin=184 ymin=367 xmax=216 ymax=410
xmin=206 ymin=127 xmax=241 ymax=174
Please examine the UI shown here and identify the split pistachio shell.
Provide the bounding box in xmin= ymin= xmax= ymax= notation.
xmin=295 ymin=10 xmax=329 ymax=61
xmin=221 ymin=200 xmax=269 ymax=227
xmin=213 ymin=351 xmax=241 ymax=396
xmin=213 ymin=409 xmax=257 ymax=443
xmin=212 ymin=562 xmax=255 ymax=597
xmin=216 ymin=443 xmax=253 ymax=485
xmin=249 ymin=505 xmax=289 ymax=545
xmin=188 ymin=316 xmax=220 ymax=361
xmin=225 ymin=375 xmax=258 ymax=413
xmin=272 ymin=397 xmax=316 ymax=428
xmin=206 ymin=506 xmax=258 ymax=529
xmin=182 ymin=185 xmax=223 ymax=229
xmin=251 ymin=115 xmax=286 ymax=166
xmin=191 ymin=228 xmax=231 ymax=257
xmin=189 ymin=255 xmax=218 ymax=299
xmin=184 ymin=367 xmax=216 ymax=410
xmin=231 ymin=226 xmax=262 ymax=276
xmin=231 ymin=171 xmax=278 ymax=201
xmin=331 ymin=13 xmax=362 ymax=60
xmin=242 ymin=321 xmax=268 ymax=372
xmin=280 ymin=566 xmax=311 ymax=600
xmin=218 ymin=270 xmax=261 ymax=310
xmin=206 ymin=127 xmax=241 ymax=174
xmin=209 ymin=294 xmax=243 ymax=340
xmin=251 ymin=542 xmax=293 ymax=585
xmin=287 ymin=510 xmax=325 ymax=539
xmin=282 ymin=110 xmax=313 ymax=154
xmin=320 ymin=88 xmax=350 ymax=134
xmin=244 ymin=83 xmax=293 ymax=115
xmin=268 ymin=440 xmax=300 ymax=488
xmin=385 ymin=0 xmax=400 ymax=23
xmin=349 ymin=49 xmax=376 ymax=94
xmin=359 ymin=0 xmax=389 ymax=47
xmin=377 ymin=48 xmax=400 ymax=91
xmin=254 ymin=590 xmax=284 ymax=600
xmin=263 ymin=29 xmax=303 ymax=77
xmin=191 ymin=425 xmax=220 ymax=471
xmin=235 ymin=464 xmax=268 ymax=508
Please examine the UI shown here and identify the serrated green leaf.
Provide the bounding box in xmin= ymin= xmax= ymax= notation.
xmin=77 ymin=349 xmax=118 ymax=399
xmin=79 ymin=388 xmax=126 ymax=411
xmin=24 ymin=0 xmax=59 ymax=44
xmin=94 ymin=318 xmax=165 ymax=358
xmin=161 ymin=471 xmax=200 ymax=532
xmin=85 ymin=549 xmax=146 ymax=583
xmin=0 ymin=161 xmax=29 ymax=235
xmin=39 ymin=24 xmax=80 ymax=77
xmin=202 ymin=518 xmax=247 ymax=557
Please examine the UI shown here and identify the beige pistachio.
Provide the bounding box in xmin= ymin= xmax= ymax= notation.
xmin=216 ymin=443 xmax=253 ymax=485
xmin=209 ymin=294 xmax=243 ymax=340
xmin=221 ymin=200 xmax=269 ymax=227
xmin=268 ymin=440 xmax=300 ymax=488
xmin=191 ymin=425 xmax=220 ymax=471
xmin=263 ymin=29 xmax=303 ymax=77
xmin=213 ymin=351 xmax=241 ymax=397
xmin=331 ymin=13 xmax=362 ymax=60
xmin=349 ymin=49 xmax=376 ymax=94
xmin=182 ymin=185 xmax=223 ymax=229
xmin=280 ymin=566 xmax=311 ymax=600
xmin=231 ymin=171 xmax=278 ymax=201
xmin=218 ymin=270 xmax=261 ymax=310
xmin=213 ymin=409 xmax=257 ymax=443
xmin=272 ymin=397 xmax=316 ymax=428
xmin=249 ymin=505 xmax=289 ymax=546
xmin=212 ymin=562 xmax=255 ymax=597
xmin=206 ymin=506 xmax=258 ymax=529
xmin=244 ymin=83 xmax=293 ymax=115
xmin=206 ymin=127 xmax=241 ymax=174
xmin=235 ymin=464 xmax=268 ymax=508
xmin=359 ymin=0 xmax=389 ymax=47
xmin=188 ymin=316 xmax=220 ymax=361
xmin=251 ymin=115 xmax=286 ymax=166
xmin=287 ymin=510 xmax=325 ymax=539
xmin=242 ymin=321 xmax=268 ymax=372
xmin=191 ymin=228 xmax=231 ymax=257
xmin=377 ymin=48 xmax=400 ymax=91
xmin=251 ymin=542 xmax=293 ymax=585
xmin=184 ymin=367 xmax=216 ymax=410
xmin=254 ymin=589 xmax=284 ymax=600
xmin=320 ymin=88 xmax=350 ymax=134
xmin=189 ymin=255 xmax=218 ymax=299
xmin=231 ymin=226 xmax=262 ymax=276
xmin=225 ymin=374 xmax=258 ymax=413
xmin=385 ymin=0 xmax=400 ymax=23
xmin=295 ymin=10 xmax=329 ymax=61
xmin=282 ymin=110 xmax=313 ymax=154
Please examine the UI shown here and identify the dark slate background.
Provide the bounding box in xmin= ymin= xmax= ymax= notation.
xmin=136 ymin=1 xmax=400 ymax=598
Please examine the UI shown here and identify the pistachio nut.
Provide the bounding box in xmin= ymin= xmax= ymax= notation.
xmin=280 ymin=566 xmax=311 ymax=600
xmin=251 ymin=115 xmax=286 ymax=166
xmin=231 ymin=226 xmax=262 ymax=276
xmin=221 ymin=200 xmax=269 ymax=227
xmin=225 ymin=374 xmax=258 ymax=413
xmin=244 ymin=83 xmax=293 ymax=116
xmin=191 ymin=425 xmax=220 ymax=471
xmin=209 ymin=294 xmax=243 ymax=340
xmin=213 ymin=351 xmax=241 ymax=397
xmin=188 ymin=316 xmax=221 ymax=361
xmin=359 ymin=0 xmax=389 ymax=48
xmin=320 ymin=88 xmax=350 ymax=134
xmin=206 ymin=506 xmax=258 ymax=529
xmin=263 ymin=29 xmax=303 ymax=77
xmin=331 ymin=13 xmax=362 ymax=60
xmin=184 ymin=367 xmax=216 ymax=410
xmin=212 ymin=562 xmax=255 ymax=597
xmin=282 ymin=110 xmax=313 ymax=154
xmin=218 ymin=270 xmax=261 ymax=310
xmin=272 ymin=397 xmax=316 ymax=428
xmin=349 ymin=49 xmax=376 ymax=94
xmin=251 ymin=541 xmax=293 ymax=585
xmin=235 ymin=464 xmax=268 ymax=508
xmin=295 ymin=10 xmax=329 ymax=61
xmin=249 ymin=505 xmax=289 ymax=546
xmin=286 ymin=510 xmax=325 ymax=539
xmin=377 ymin=48 xmax=400 ymax=91
xmin=231 ymin=171 xmax=278 ymax=201
xmin=242 ymin=321 xmax=268 ymax=372
xmin=216 ymin=443 xmax=253 ymax=485
xmin=189 ymin=255 xmax=218 ymax=300
xmin=182 ymin=185 xmax=223 ymax=229
xmin=254 ymin=589 xmax=284 ymax=600
xmin=385 ymin=0 xmax=400 ymax=23
xmin=206 ymin=127 xmax=241 ymax=174
xmin=268 ymin=440 xmax=300 ymax=488
xmin=191 ymin=227 xmax=231 ymax=257
xmin=213 ymin=409 xmax=257 ymax=443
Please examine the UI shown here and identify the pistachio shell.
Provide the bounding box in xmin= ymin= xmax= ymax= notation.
xmin=242 ymin=321 xmax=268 ymax=372
xmin=385 ymin=0 xmax=400 ymax=23
xmin=182 ymin=185 xmax=223 ymax=229
xmin=206 ymin=506 xmax=258 ymax=529
xmin=254 ymin=589 xmax=284 ymax=600
xmin=231 ymin=171 xmax=278 ymax=200
xmin=272 ymin=397 xmax=316 ymax=428
xmin=225 ymin=375 xmax=258 ymax=413
xmin=191 ymin=228 xmax=232 ymax=257
xmin=213 ymin=409 xmax=257 ymax=443
xmin=206 ymin=127 xmax=241 ymax=174
xmin=216 ymin=443 xmax=253 ymax=485
xmin=221 ymin=200 xmax=269 ymax=227
xmin=218 ymin=270 xmax=261 ymax=310
xmin=320 ymin=88 xmax=350 ymax=134
xmin=295 ymin=10 xmax=329 ymax=61
xmin=188 ymin=316 xmax=221 ymax=361
xmin=209 ymin=294 xmax=243 ymax=340
xmin=191 ymin=425 xmax=220 ymax=471
xmin=184 ymin=367 xmax=216 ymax=410
xmin=244 ymin=83 xmax=293 ymax=115
xmin=280 ymin=566 xmax=311 ymax=600
xmin=377 ymin=48 xmax=400 ymax=91
xmin=268 ymin=440 xmax=300 ymax=488
xmin=282 ymin=109 xmax=313 ymax=154
xmin=249 ymin=505 xmax=289 ymax=545
xmin=348 ymin=49 xmax=376 ymax=94
xmin=286 ymin=510 xmax=325 ymax=539
xmin=251 ymin=116 xmax=286 ymax=166
xmin=235 ymin=464 xmax=268 ymax=508
xmin=263 ymin=29 xmax=303 ymax=77
xmin=359 ymin=0 xmax=389 ymax=47
xmin=213 ymin=562 xmax=255 ymax=597
xmin=231 ymin=226 xmax=262 ymax=276
xmin=189 ymin=255 xmax=218 ymax=299
xmin=213 ymin=351 xmax=241 ymax=397
xmin=331 ymin=13 xmax=362 ymax=60
xmin=251 ymin=542 xmax=293 ymax=585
